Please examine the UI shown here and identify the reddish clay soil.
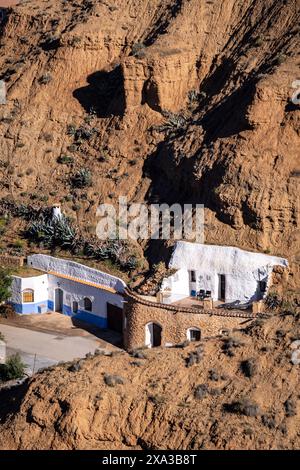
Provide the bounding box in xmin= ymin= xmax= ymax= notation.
xmin=0 ymin=314 xmax=299 ymax=450
xmin=0 ymin=0 xmax=298 ymax=288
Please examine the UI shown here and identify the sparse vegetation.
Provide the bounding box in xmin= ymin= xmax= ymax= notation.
xmin=222 ymin=336 xmax=244 ymax=357
xmin=57 ymin=155 xmax=74 ymax=164
xmin=38 ymin=73 xmax=52 ymax=85
xmin=148 ymin=394 xmax=167 ymax=406
xmin=104 ymin=373 xmax=124 ymax=387
xmin=194 ymin=383 xmax=208 ymax=399
xmin=186 ymin=346 xmax=203 ymax=367
xmin=26 ymin=214 xmax=76 ymax=250
xmin=131 ymin=42 xmax=146 ymax=58
xmin=0 ymin=267 xmax=12 ymax=303
xmin=71 ymin=168 xmax=92 ymax=188
xmin=159 ymin=111 xmax=188 ymax=132
xmin=284 ymin=398 xmax=297 ymax=417
xmin=240 ymin=358 xmax=257 ymax=378
xmin=224 ymin=398 xmax=261 ymax=417
xmin=261 ymin=414 xmax=276 ymax=429
xmin=0 ymin=353 xmax=26 ymax=382
xmin=208 ymin=368 xmax=220 ymax=381
xmin=265 ymin=292 xmax=282 ymax=310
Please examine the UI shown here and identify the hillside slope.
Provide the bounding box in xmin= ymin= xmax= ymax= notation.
xmin=0 ymin=0 xmax=299 ymax=284
xmin=0 ymin=314 xmax=299 ymax=450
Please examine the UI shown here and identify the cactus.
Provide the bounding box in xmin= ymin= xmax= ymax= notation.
xmin=26 ymin=215 xmax=76 ymax=249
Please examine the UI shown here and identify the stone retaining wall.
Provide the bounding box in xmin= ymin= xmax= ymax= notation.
xmin=0 ymin=255 xmax=24 ymax=268
xmin=123 ymin=289 xmax=255 ymax=350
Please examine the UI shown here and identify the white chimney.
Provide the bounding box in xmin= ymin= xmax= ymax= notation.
xmin=52 ymin=204 xmax=62 ymax=220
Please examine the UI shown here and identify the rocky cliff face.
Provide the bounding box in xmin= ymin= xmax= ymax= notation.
xmin=0 ymin=0 xmax=299 ymax=286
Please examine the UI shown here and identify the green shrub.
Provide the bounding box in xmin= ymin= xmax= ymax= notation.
xmin=71 ymin=168 xmax=92 ymax=188
xmin=132 ymin=42 xmax=146 ymax=58
xmin=0 ymin=217 xmax=7 ymax=236
xmin=38 ymin=73 xmax=52 ymax=85
xmin=11 ymin=238 xmax=25 ymax=251
xmin=224 ymin=398 xmax=261 ymax=417
xmin=0 ymin=353 xmax=26 ymax=382
xmin=240 ymin=358 xmax=257 ymax=378
xmin=66 ymin=124 xmax=77 ymax=136
xmin=194 ymin=384 xmax=208 ymax=400
xmin=284 ymin=398 xmax=296 ymax=417
xmin=188 ymin=89 xmax=199 ymax=103
xmin=265 ymin=292 xmax=282 ymax=310
xmin=57 ymin=155 xmax=74 ymax=164
xmin=0 ymin=267 xmax=12 ymax=303
xmin=104 ymin=374 xmax=124 ymax=387
xmin=74 ymin=127 xmax=96 ymax=141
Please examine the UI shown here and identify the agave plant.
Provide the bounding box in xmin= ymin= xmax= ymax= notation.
xmin=26 ymin=215 xmax=76 ymax=249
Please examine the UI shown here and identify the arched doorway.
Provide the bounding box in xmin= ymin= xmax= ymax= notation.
xmin=54 ymin=288 xmax=64 ymax=313
xmin=145 ymin=322 xmax=162 ymax=348
xmin=72 ymin=301 xmax=78 ymax=314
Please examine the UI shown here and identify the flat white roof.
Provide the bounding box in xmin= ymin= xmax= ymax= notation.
xmin=169 ymin=241 xmax=288 ymax=274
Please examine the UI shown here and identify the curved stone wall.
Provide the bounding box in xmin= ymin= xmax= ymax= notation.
xmin=123 ymin=289 xmax=254 ymax=350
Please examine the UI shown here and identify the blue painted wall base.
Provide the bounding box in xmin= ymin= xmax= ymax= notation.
xmin=11 ymin=301 xmax=49 ymax=314
xmin=10 ymin=301 xmax=107 ymax=328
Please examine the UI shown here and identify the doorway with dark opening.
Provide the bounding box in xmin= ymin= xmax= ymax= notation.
xmin=54 ymin=288 xmax=63 ymax=313
xmin=107 ymin=303 xmax=123 ymax=333
xmin=218 ymin=274 xmax=226 ymax=301
xmin=145 ymin=322 xmax=162 ymax=348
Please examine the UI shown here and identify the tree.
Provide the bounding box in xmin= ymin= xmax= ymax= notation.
xmin=0 ymin=267 xmax=12 ymax=303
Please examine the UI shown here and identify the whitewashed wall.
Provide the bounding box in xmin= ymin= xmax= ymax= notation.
xmin=161 ymin=242 xmax=288 ymax=303
xmin=27 ymin=254 xmax=126 ymax=293
xmin=48 ymin=274 xmax=123 ymax=327
xmin=10 ymin=274 xmax=48 ymax=313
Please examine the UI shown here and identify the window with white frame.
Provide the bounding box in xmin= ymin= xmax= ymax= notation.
xmin=187 ymin=327 xmax=201 ymax=342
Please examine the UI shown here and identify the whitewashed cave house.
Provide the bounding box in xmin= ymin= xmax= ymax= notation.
xmin=10 ymin=254 xmax=126 ymax=330
xmin=161 ymin=241 xmax=288 ymax=305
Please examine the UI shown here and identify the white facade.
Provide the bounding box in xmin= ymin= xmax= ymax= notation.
xmin=161 ymin=241 xmax=288 ymax=304
xmin=27 ymin=254 xmax=126 ymax=293
xmin=11 ymin=274 xmax=49 ymax=314
xmin=10 ymin=255 xmax=126 ymax=328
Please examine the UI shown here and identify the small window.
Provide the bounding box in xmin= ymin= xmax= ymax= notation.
xmin=187 ymin=328 xmax=201 ymax=342
xmin=259 ymin=281 xmax=267 ymax=293
xmin=190 ymin=270 xmax=196 ymax=282
xmin=72 ymin=301 xmax=78 ymax=314
xmin=23 ymin=289 xmax=34 ymax=303
xmin=84 ymin=297 xmax=92 ymax=312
